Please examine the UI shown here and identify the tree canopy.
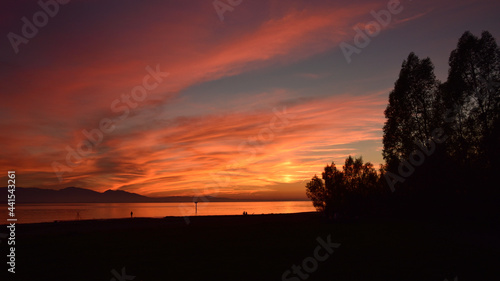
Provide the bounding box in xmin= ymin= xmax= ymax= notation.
xmin=306 ymin=30 xmax=500 ymax=220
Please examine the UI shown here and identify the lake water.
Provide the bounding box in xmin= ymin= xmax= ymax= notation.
xmin=1 ymin=201 xmax=316 ymax=224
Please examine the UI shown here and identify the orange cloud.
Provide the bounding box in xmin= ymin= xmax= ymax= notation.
xmin=1 ymin=0 xmax=402 ymax=198
xmin=37 ymin=90 xmax=387 ymax=198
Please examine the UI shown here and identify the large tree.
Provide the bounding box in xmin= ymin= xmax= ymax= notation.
xmin=383 ymin=53 xmax=441 ymax=179
xmin=382 ymin=31 xmax=500 ymax=197
xmin=442 ymin=31 xmax=500 ymax=170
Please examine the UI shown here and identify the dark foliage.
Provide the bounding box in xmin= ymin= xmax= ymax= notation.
xmin=306 ymin=31 xmax=500 ymax=220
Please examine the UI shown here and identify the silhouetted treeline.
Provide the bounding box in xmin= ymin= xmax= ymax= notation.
xmin=307 ymin=31 xmax=500 ymax=220
xmin=306 ymin=156 xmax=387 ymax=219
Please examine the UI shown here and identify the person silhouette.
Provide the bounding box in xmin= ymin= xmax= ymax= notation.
xmin=131 ymin=211 xmax=133 ymax=218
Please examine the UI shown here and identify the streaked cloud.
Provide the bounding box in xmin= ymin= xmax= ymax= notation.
xmin=1 ymin=0 xmax=499 ymax=199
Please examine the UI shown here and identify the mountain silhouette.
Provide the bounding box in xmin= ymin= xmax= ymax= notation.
xmin=0 ymin=187 xmax=232 ymax=203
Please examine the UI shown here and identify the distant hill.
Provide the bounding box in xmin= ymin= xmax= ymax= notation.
xmin=0 ymin=187 xmax=235 ymax=203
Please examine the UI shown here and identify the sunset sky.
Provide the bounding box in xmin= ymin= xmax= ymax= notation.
xmin=1 ymin=0 xmax=499 ymax=199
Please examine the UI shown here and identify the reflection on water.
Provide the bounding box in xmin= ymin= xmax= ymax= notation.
xmin=1 ymin=201 xmax=315 ymax=224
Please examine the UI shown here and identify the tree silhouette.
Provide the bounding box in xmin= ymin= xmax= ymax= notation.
xmin=305 ymin=175 xmax=328 ymax=214
xmin=381 ymin=30 xmax=500 ymax=212
xmin=383 ymin=52 xmax=441 ymax=177
xmin=306 ymin=156 xmax=381 ymax=219
xmin=442 ymin=31 xmax=500 ymax=174
xmin=307 ymin=30 xmax=500 ymax=221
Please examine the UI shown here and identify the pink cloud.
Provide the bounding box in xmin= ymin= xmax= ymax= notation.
xmin=1 ymin=0 xmax=400 ymax=198
xmin=35 ymin=90 xmax=387 ymax=198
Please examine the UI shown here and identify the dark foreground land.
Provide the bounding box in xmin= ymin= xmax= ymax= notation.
xmin=2 ymin=212 xmax=500 ymax=281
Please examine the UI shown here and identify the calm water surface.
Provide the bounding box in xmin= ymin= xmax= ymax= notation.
xmin=2 ymin=201 xmax=315 ymax=224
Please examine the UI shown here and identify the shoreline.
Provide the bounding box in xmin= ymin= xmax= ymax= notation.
xmin=1 ymin=201 xmax=316 ymax=225
xmin=1 ymin=211 xmax=319 ymax=227
xmin=0 ymin=200 xmax=312 ymax=204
